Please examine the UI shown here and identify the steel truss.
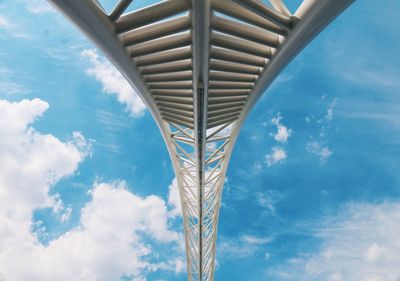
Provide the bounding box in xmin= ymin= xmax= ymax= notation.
xmin=47 ymin=0 xmax=354 ymax=280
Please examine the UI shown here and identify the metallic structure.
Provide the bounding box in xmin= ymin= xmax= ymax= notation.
xmin=48 ymin=0 xmax=353 ymax=280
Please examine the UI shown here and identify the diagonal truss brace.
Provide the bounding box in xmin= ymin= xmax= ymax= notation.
xmin=166 ymin=119 xmax=233 ymax=281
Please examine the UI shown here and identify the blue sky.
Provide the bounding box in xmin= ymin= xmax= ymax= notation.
xmin=0 ymin=1 xmax=400 ymax=281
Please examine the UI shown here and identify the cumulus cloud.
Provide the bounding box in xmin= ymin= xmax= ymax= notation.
xmin=267 ymin=202 xmax=400 ymax=281
xmin=0 ymin=98 xmax=89 ymax=214
xmin=81 ymin=49 xmax=146 ymax=117
xmin=0 ymin=99 xmax=180 ymax=281
xmin=167 ymin=178 xmax=182 ymax=218
xmin=0 ymin=181 xmax=180 ymax=281
xmin=306 ymin=141 xmax=332 ymax=162
xmin=261 ymin=113 xmax=291 ymax=169
xmin=265 ymin=147 xmax=287 ymax=166
xmin=271 ymin=114 xmax=292 ymax=143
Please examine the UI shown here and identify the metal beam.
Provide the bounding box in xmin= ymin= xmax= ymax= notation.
xmin=192 ymin=0 xmax=210 ymax=278
xmin=115 ymin=0 xmax=191 ymax=33
xmin=108 ymin=0 xmax=133 ymax=21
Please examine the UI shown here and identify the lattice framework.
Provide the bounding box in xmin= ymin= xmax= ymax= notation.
xmin=47 ymin=1 xmax=354 ymax=280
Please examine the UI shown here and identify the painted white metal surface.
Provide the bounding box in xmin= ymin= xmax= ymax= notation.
xmin=47 ymin=1 xmax=354 ymax=280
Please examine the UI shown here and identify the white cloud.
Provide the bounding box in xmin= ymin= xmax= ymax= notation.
xmin=258 ymin=193 xmax=275 ymax=214
xmin=0 ymin=80 xmax=30 ymax=95
xmin=0 ymin=65 xmax=31 ymax=95
xmin=253 ymin=160 xmax=263 ymax=174
xmin=81 ymin=49 xmax=146 ymax=117
xmin=261 ymin=113 xmax=291 ymax=169
xmin=0 ymin=99 xmax=180 ymax=281
xmin=305 ymin=96 xmax=336 ymax=163
xmin=267 ymin=202 xmax=400 ymax=281
xmin=0 ymin=15 xmax=30 ymax=39
xmin=241 ymin=235 xmax=272 ymax=245
xmin=264 ymin=252 xmax=271 ymax=260
xmin=271 ymin=114 xmax=292 ymax=143
xmin=306 ymin=141 xmax=332 ymax=162
xmin=206 ymin=123 xmax=233 ymax=138
xmin=326 ymin=19 xmax=400 ymax=93
xmin=60 ymin=207 xmax=72 ymax=222
xmin=167 ymin=178 xmax=182 ymax=218
xmin=219 ymin=234 xmax=272 ymax=259
xmin=174 ymin=259 xmax=185 ymax=274
xmin=0 ymin=99 xmax=89 ymax=214
xmin=265 ymin=147 xmax=287 ymax=166
xmin=52 ymin=193 xmax=73 ymax=222
xmin=366 ymin=243 xmax=387 ymax=263
xmin=257 ymin=190 xmax=282 ymax=215
xmin=22 ymin=0 xmax=55 ymax=14
xmin=0 ymin=16 xmax=12 ymax=30
xmin=275 ymin=125 xmax=291 ymax=143
xmin=0 ymin=181 xmax=180 ymax=281
xmin=206 ymin=141 xmax=217 ymax=151
xmin=326 ymin=98 xmax=337 ymax=122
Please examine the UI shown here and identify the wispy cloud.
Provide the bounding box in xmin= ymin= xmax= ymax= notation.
xmin=0 ymin=80 xmax=31 ymax=95
xmin=95 ymin=109 xmax=130 ymax=133
xmin=0 ymin=15 xmax=12 ymax=29
xmin=219 ymin=234 xmax=272 ymax=259
xmin=0 ymin=15 xmax=31 ymax=39
xmin=0 ymin=65 xmax=31 ymax=95
xmin=102 ymin=143 xmax=122 ymax=154
xmin=327 ymin=38 xmax=400 ymax=92
xmin=22 ymin=0 xmax=55 ymax=14
xmin=39 ymin=44 xmax=90 ymax=65
xmin=306 ymin=141 xmax=332 ymax=163
xmin=51 ymin=193 xmax=73 ymax=222
xmin=81 ymin=49 xmax=146 ymax=118
xmin=325 ymin=98 xmax=337 ymax=123
xmin=257 ymin=190 xmax=283 ymax=215
xmin=267 ymin=201 xmax=400 ymax=281
xmin=320 ymin=1 xmax=400 ymax=94
xmin=305 ymin=96 xmax=337 ymax=163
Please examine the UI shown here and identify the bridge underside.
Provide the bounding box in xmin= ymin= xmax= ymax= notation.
xmin=48 ymin=0 xmax=353 ymax=280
